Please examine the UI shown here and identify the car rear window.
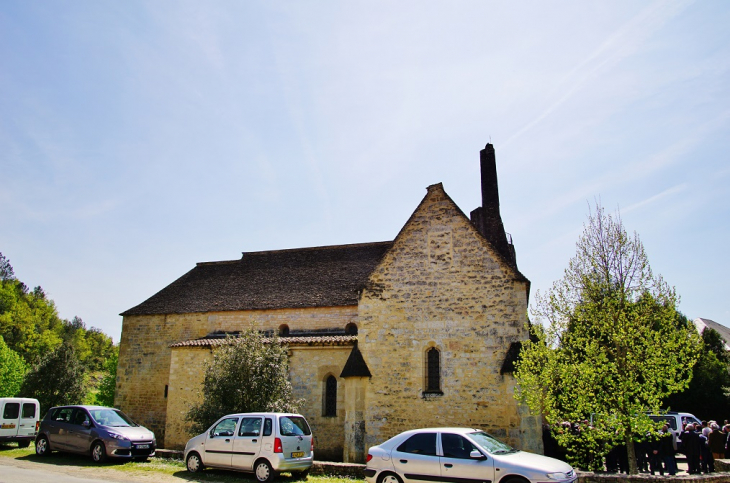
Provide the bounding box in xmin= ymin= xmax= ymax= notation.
xmin=279 ymin=416 xmax=311 ymax=436
xmin=3 ymin=403 xmax=19 ymax=420
xmin=22 ymin=403 xmax=36 ymax=419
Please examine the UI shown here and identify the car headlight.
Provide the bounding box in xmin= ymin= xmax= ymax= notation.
xmin=108 ymin=432 xmax=130 ymax=441
xmin=546 ymin=473 xmax=569 ymax=480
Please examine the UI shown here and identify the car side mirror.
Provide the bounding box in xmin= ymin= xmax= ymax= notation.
xmin=470 ymin=450 xmax=487 ymax=460
xmin=82 ymin=420 xmax=91 ymax=428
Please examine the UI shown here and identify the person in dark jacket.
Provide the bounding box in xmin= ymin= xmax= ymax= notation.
xmin=659 ymin=425 xmax=677 ymax=476
xmin=682 ymin=424 xmax=702 ymax=474
xmin=700 ymin=427 xmax=715 ymax=473
xmin=648 ymin=431 xmax=664 ymax=475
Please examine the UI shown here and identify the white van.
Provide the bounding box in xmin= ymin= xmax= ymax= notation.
xmin=0 ymin=398 xmax=40 ymax=447
xmin=184 ymin=412 xmax=313 ymax=482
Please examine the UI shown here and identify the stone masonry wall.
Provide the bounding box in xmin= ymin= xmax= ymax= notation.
xmin=163 ymin=343 xmax=352 ymax=457
xmin=358 ymin=184 xmax=542 ymax=456
xmin=117 ymin=306 xmax=357 ymax=449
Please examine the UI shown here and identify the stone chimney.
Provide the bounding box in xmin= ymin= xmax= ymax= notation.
xmin=470 ymin=143 xmax=517 ymax=267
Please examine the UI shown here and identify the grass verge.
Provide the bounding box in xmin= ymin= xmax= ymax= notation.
xmin=0 ymin=444 xmax=362 ymax=483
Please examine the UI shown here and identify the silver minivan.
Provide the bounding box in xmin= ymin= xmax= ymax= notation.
xmin=184 ymin=412 xmax=313 ymax=482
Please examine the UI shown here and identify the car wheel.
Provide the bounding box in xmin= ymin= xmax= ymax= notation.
xmin=186 ymin=452 xmax=204 ymax=473
xmin=35 ymin=436 xmax=51 ymax=456
xmin=18 ymin=440 xmax=30 ymax=448
xmin=378 ymin=472 xmax=403 ymax=483
xmin=254 ymin=459 xmax=277 ymax=483
xmin=91 ymin=441 xmax=107 ymax=463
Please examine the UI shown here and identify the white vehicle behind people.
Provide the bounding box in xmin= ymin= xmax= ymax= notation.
xmin=649 ymin=412 xmax=702 ymax=450
xmin=365 ymin=428 xmax=576 ymax=483
xmin=184 ymin=412 xmax=313 ymax=482
xmin=0 ymin=398 xmax=40 ymax=447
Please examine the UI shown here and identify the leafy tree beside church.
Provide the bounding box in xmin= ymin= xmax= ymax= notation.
xmin=186 ymin=328 xmax=302 ymax=434
xmin=514 ymin=205 xmax=699 ymax=473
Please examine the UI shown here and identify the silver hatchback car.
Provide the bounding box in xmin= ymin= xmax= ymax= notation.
xmin=184 ymin=412 xmax=313 ymax=482
xmin=365 ymin=428 xmax=575 ymax=483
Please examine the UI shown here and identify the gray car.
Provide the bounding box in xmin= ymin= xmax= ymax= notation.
xmin=35 ymin=405 xmax=156 ymax=462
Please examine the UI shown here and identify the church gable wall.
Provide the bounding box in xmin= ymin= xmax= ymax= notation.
xmin=358 ymin=184 xmax=541 ymax=453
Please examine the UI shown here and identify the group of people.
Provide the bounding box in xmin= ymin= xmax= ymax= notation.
xmin=676 ymin=420 xmax=729 ymax=475
xmin=544 ymin=419 xmax=730 ymax=475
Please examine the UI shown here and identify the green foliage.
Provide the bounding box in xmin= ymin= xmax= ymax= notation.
xmin=0 ymin=252 xmax=14 ymax=281
xmin=0 ymin=253 xmax=115 ymax=371
xmin=94 ymin=348 xmax=119 ymax=407
xmin=515 ymin=204 xmax=699 ymax=473
xmin=186 ymin=328 xmax=303 ymax=435
xmin=20 ymin=343 xmax=86 ymax=413
xmin=664 ymin=327 xmax=730 ymax=422
xmin=0 ymin=335 xmax=27 ymax=397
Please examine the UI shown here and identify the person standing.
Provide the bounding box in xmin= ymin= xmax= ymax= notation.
xmin=682 ymin=424 xmax=702 ymax=474
xmin=709 ymin=423 xmax=725 ymax=461
xmin=659 ymin=425 xmax=677 ymax=476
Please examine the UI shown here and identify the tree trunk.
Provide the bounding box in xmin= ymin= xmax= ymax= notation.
xmin=625 ymin=432 xmax=638 ymax=475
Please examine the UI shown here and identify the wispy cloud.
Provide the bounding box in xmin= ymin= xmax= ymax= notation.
xmin=622 ymin=183 xmax=688 ymax=214
xmin=503 ymin=0 xmax=695 ymax=149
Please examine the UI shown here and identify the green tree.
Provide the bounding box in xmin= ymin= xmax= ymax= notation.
xmin=20 ymin=343 xmax=86 ymax=413
xmin=0 ymin=252 xmax=14 ymax=281
xmin=0 ymin=335 xmax=27 ymax=397
xmin=186 ymin=329 xmax=302 ymax=435
xmin=515 ymin=205 xmax=699 ymax=474
xmin=95 ymin=348 xmax=119 ymax=407
xmin=664 ymin=327 xmax=730 ymax=421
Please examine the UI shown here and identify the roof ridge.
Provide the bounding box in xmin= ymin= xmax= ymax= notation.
xmin=240 ymin=241 xmax=393 ymax=257
xmin=192 ymin=241 xmax=394 ymax=267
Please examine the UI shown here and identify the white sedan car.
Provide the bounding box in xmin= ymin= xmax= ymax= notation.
xmin=365 ymin=428 xmax=575 ymax=483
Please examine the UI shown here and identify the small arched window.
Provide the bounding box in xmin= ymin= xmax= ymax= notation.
xmin=324 ymin=375 xmax=337 ymax=417
xmin=425 ymin=347 xmax=441 ymax=393
xmin=345 ymin=323 xmax=358 ymax=335
xmin=279 ymin=324 xmax=289 ymax=337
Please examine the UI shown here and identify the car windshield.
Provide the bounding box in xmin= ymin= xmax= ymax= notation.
xmin=469 ymin=431 xmax=517 ymax=455
xmin=89 ymin=408 xmax=138 ymax=428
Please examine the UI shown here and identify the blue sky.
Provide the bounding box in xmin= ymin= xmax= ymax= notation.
xmin=1 ymin=1 xmax=728 ymax=343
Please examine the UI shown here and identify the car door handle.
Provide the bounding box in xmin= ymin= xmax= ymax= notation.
xmin=252 ymin=439 xmax=257 ymax=443
xmin=225 ymin=439 xmax=231 ymax=442
xmin=444 ymin=464 xmax=453 ymax=468
xmin=400 ymin=460 xmax=408 ymax=464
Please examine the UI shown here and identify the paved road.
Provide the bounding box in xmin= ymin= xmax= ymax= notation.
xmin=0 ymin=458 xmax=181 ymax=483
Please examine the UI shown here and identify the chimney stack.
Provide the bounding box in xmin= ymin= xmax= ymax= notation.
xmin=470 ymin=143 xmax=517 ymax=267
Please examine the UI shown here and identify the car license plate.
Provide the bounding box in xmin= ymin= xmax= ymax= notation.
xmin=291 ymin=451 xmax=304 ymax=458
xmin=136 ymin=444 xmax=150 ymax=449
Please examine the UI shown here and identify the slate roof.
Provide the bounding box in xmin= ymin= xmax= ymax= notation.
xmin=121 ymin=241 xmax=393 ymax=316
xmin=340 ymin=344 xmax=372 ymax=378
xmin=694 ymin=318 xmax=730 ymax=351
xmin=170 ymin=334 xmax=358 ymax=348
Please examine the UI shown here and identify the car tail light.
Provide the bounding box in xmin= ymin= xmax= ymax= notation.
xmin=366 ymin=454 xmax=373 ymax=463
xmin=36 ymin=421 xmax=40 ymax=432
xmin=311 ymin=439 xmax=314 ymax=451
xmin=274 ymin=437 xmax=283 ymax=453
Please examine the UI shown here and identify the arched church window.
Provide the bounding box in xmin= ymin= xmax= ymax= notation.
xmin=345 ymin=323 xmax=358 ymax=335
xmin=279 ymin=324 xmax=289 ymax=337
xmin=324 ymin=375 xmax=337 ymax=417
xmin=425 ymin=347 xmax=441 ymax=393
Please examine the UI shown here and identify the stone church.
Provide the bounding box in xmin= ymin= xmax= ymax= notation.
xmin=116 ymin=144 xmax=542 ymax=462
